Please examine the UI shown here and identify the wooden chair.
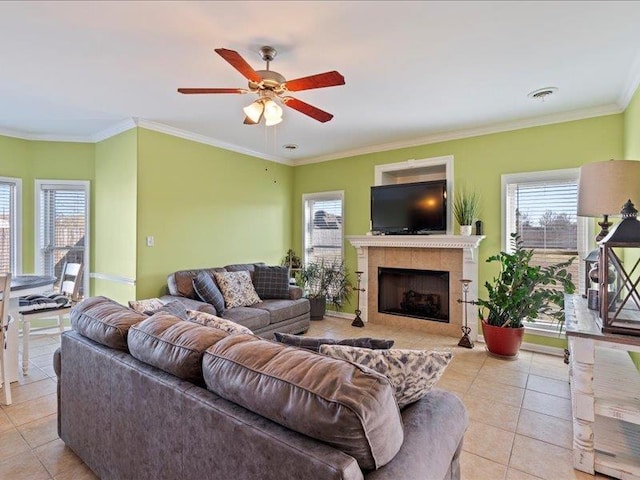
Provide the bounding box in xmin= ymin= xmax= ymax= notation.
xmin=20 ymin=263 xmax=82 ymax=375
xmin=0 ymin=273 xmax=13 ymax=405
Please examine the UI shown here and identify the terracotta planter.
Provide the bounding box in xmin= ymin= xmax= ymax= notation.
xmin=481 ymin=321 xmax=525 ymax=358
xmin=309 ymin=296 xmax=326 ymax=320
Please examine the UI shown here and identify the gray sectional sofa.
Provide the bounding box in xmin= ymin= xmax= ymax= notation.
xmin=57 ymin=296 xmax=468 ymax=480
xmin=162 ymin=262 xmax=310 ymax=338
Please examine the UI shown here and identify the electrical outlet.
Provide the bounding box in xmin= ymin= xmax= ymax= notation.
xmin=146 ymin=236 xmax=154 ymax=247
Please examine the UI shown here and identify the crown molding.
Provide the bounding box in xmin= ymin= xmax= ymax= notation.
xmin=293 ymin=103 xmax=623 ymax=166
xmin=92 ymin=118 xmax=137 ymax=142
xmin=0 ymin=126 xmax=94 ymax=143
xmin=618 ymin=50 xmax=640 ymax=109
xmin=135 ymin=119 xmax=292 ymax=166
xmin=0 ymin=126 xmax=32 ymax=140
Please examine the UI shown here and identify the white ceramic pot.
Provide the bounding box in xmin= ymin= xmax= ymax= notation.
xmin=460 ymin=225 xmax=473 ymax=236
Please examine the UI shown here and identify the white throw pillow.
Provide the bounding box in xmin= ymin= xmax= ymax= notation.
xmin=213 ymin=271 xmax=261 ymax=308
xmin=186 ymin=309 xmax=252 ymax=335
xmin=319 ymin=345 xmax=452 ymax=408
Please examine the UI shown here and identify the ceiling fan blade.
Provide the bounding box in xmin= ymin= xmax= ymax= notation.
xmin=177 ymin=88 xmax=248 ymax=94
xmin=282 ymin=97 xmax=334 ymax=123
xmin=214 ymin=48 xmax=263 ymax=83
xmin=284 ymin=71 xmax=345 ymax=92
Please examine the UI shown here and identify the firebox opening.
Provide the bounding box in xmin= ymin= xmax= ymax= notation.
xmin=378 ymin=267 xmax=449 ymax=322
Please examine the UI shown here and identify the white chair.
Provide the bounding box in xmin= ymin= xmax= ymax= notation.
xmin=20 ymin=263 xmax=82 ymax=375
xmin=0 ymin=273 xmax=13 ymax=405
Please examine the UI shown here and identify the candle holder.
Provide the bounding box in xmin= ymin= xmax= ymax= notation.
xmin=352 ymin=271 xmax=366 ymax=328
xmin=456 ymin=279 xmax=477 ymax=349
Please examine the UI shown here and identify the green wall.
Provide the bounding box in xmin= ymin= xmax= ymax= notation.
xmin=624 ymin=85 xmax=640 ymax=370
xmin=135 ymin=128 xmax=294 ymax=299
xmin=293 ymin=114 xmax=624 ymax=346
xmin=0 ymin=136 xmax=94 ymax=274
xmin=93 ymin=130 xmax=138 ymax=303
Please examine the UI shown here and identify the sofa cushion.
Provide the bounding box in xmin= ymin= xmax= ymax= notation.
xmin=71 ymin=296 xmax=147 ymax=351
xmin=220 ymin=306 xmax=270 ymax=331
xmin=186 ymin=310 xmax=253 ymax=335
xmin=213 ymin=271 xmax=261 ymax=308
xmin=273 ymin=332 xmax=394 ymax=352
xmin=250 ymin=298 xmax=310 ymax=324
xmin=203 ymin=334 xmax=403 ymax=471
xmin=320 ymin=345 xmax=452 ymax=408
xmin=167 ymin=267 xmax=226 ymax=299
xmin=192 ymin=271 xmax=226 ymax=315
xmin=128 ymin=313 xmax=229 ymax=384
xmin=252 ymin=265 xmax=290 ymax=299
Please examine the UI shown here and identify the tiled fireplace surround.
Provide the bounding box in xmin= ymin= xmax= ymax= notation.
xmin=347 ymin=235 xmax=485 ymax=340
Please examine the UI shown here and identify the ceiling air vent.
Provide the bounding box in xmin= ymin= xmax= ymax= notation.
xmin=527 ymin=87 xmax=558 ymax=102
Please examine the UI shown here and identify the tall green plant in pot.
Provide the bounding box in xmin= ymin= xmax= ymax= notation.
xmin=476 ymin=234 xmax=575 ymax=357
xmin=453 ymin=189 xmax=480 ymax=236
xmin=296 ymin=259 xmax=353 ymax=320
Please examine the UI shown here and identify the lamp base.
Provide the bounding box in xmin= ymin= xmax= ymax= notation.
xmin=595 ymin=215 xmax=613 ymax=242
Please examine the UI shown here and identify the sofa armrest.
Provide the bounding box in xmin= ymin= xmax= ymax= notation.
xmin=288 ymin=286 xmax=304 ymax=301
xmin=364 ymin=389 xmax=467 ymax=480
xmin=160 ymin=295 xmax=218 ymax=315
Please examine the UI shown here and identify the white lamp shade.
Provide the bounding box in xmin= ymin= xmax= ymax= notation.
xmin=578 ymin=160 xmax=640 ymax=217
xmin=243 ymin=101 xmax=264 ymax=123
xmin=263 ymin=100 xmax=282 ymax=122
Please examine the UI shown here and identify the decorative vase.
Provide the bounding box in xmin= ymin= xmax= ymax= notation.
xmin=460 ymin=225 xmax=473 ymax=236
xmin=481 ymin=321 xmax=525 ymax=359
xmin=309 ymin=296 xmax=326 ymax=320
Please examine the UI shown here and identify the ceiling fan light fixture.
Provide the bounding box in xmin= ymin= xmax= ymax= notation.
xmin=243 ymin=100 xmax=265 ymax=123
xmin=263 ymin=99 xmax=283 ymax=125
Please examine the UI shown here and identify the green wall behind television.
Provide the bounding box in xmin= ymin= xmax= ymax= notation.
xmin=292 ymin=114 xmax=624 ymax=347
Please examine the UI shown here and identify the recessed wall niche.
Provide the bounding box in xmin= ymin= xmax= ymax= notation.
xmin=373 ymin=155 xmax=453 ymax=235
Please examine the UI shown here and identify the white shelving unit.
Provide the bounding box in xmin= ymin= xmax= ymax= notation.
xmin=565 ymin=295 xmax=640 ymax=479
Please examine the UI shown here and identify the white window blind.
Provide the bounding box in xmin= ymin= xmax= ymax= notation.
xmin=303 ymin=192 xmax=344 ymax=266
xmin=38 ymin=182 xmax=88 ymax=297
xmin=0 ymin=179 xmax=19 ymax=274
xmin=503 ymin=170 xmax=590 ymax=333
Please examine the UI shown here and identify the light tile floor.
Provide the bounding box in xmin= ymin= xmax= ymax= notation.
xmin=0 ymin=317 xmax=612 ymax=480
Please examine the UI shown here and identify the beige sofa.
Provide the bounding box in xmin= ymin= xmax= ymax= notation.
xmin=162 ymin=262 xmax=310 ymax=338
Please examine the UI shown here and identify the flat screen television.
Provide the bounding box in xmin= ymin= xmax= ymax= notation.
xmin=371 ymin=180 xmax=447 ymax=234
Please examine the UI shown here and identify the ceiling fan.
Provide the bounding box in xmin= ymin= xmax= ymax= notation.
xmin=177 ymin=46 xmax=345 ymax=126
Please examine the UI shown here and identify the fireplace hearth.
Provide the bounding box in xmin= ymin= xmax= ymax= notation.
xmin=378 ymin=267 xmax=449 ymax=322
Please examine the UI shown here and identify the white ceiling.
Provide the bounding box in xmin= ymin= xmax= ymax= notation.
xmin=1 ymin=1 xmax=640 ymax=164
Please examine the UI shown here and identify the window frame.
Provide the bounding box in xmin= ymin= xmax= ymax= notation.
xmin=501 ymin=168 xmax=593 ymax=336
xmin=0 ymin=176 xmax=22 ymax=275
xmin=301 ymin=190 xmax=345 ymax=266
xmin=34 ymin=179 xmax=90 ymax=295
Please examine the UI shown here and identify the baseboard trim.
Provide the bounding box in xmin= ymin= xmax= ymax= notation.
xmin=324 ymin=311 xmax=357 ymax=321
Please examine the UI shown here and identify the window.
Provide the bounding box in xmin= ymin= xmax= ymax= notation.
xmin=303 ymin=191 xmax=344 ymax=266
xmin=35 ymin=180 xmax=89 ymax=297
xmin=0 ymin=177 xmax=21 ymax=274
xmin=502 ymin=169 xmax=591 ymax=333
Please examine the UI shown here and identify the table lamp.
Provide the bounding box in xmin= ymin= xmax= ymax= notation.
xmin=578 ymin=159 xmax=640 ymax=241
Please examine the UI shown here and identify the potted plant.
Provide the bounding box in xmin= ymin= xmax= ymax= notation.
xmin=296 ymin=259 xmax=353 ymax=320
xmin=453 ymin=189 xmax=480 ymax=236
xmin=476 ymin=234 xmax=575 ymax=358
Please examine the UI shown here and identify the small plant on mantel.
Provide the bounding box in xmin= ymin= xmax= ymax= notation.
xmin=453 ymin=189 xmax=480 ymax=235
xmin=476 ymin=233 xmax=576 ymax=357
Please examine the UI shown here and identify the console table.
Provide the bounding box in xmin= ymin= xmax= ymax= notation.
xmin=565 ymin=295 xmax=640 ymax=479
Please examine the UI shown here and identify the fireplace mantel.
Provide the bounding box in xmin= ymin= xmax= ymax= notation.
xmin=346 ymin=234 xmax=485 ymax=340
xmin=346 ymin=235 xmax=484 ymax=250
